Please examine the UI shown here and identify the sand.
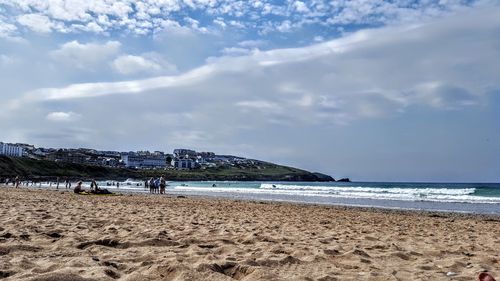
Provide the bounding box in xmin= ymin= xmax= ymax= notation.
xmin=0 ymin=187 xmax=498 ymax=281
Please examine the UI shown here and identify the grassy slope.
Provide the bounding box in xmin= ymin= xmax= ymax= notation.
xmin=0 ymin=156 xmax=333 ymax=181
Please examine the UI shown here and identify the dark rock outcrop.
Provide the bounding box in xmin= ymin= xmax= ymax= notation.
xmin=336 ymin=178 xmax=351 ymax=182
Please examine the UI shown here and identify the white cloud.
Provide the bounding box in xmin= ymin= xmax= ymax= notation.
xmin=0 ymin=0 xmax=482 ymax=36
xmin=213 ymin=18 xmax=226 ymax=28
xmin=221 ymin=47 xmax=253 ymax=56
xmin=413 ymin=82 xmax=480 ymax=109
xmin=276 ymin=20 xmax=293 ymax=32
xmin=237 ymin=40 xmax=266 ymax=48
xmin=50 ymin=40 xmax=121 ymax=69
xmin=17 ymin=13 xmax=54 ymax=33
xmin=0 ymin=18 xmax=18 ymax=38
xmin=46 ymin=111 xmax=81 ymax=122
xmin=18 ymin=5 xmax=499 ymax=124
xmin=1 ymin=3 xmax=498 ymax=181
xmin=313 ymin=36 xmax=324 ymax=42
xmin=236 ymin=100 xmax=283 ymax=112
xmin=71 ymin=21 xmax=104 ymax=33
xmin=112 ymin=54 xmax=176 ymax=75
xmin=0 ymin=54 xmax=14 ymax=65
xmin=326 ymin=0 xmax=473 ymax=25
xmin=293 ymin=1 xmax=310 ymax=13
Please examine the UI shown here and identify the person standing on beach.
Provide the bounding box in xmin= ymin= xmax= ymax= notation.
xmin=154 ymin=177 xmax=160 ymax=194
xmin=65 ymin=179 xmax=72 ymax=189
xmin=159 ymin=177 xmax=166 ymax=194
xmin=149 ymin=178 xmax=155 ymax=194
xmin=14 ymin=176 xmax=20 ymax=188
xmin=90 ymin=180 xmax=100 ymax=193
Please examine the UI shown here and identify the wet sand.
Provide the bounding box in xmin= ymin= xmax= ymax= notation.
xmin=0 ymin=187 xmax=498 ymax=280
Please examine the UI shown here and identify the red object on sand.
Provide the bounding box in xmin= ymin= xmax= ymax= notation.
xmin=478 ymin=272 xmax=496 ymax=281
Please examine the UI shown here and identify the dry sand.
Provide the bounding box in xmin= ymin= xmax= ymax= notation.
xmin=0 ymin=187 xmax=498 ymax=281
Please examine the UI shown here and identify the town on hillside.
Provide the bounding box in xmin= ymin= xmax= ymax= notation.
xmin=0 ymin=141 xmax=261 ymax=170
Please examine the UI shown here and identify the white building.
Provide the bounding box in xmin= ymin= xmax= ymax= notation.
xmin=173 ymin=158 xmax=197 ymax=169
xmin=121 ymin=152 xmax=166 ymax=169
xmin=0 ymin=142 xmax=24 ymax=157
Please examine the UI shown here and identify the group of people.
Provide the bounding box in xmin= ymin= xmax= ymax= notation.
xmin=2 ymin=176 xmax=170 ymax=196
xmin=145 ymin=176 xmax=167 ymax=194
xmin=1 ymin=176 xmax=75 ymax=189
xmin=2 ymin=176 xmax=21 ymax=188
xmin=73 ymin=179 xmax=112 ymax=195
xmin=1 ymin=176 xmax=113 ymax=195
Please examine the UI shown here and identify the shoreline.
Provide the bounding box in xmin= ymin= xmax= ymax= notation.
xmin=2 ymin=184 xmax=500 ymax=218
xmin=0 ymin=187 xmax=499 ymax=280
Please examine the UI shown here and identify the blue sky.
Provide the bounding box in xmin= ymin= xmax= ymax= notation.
xmin=0 ymin=0 xmax=499 ymax=182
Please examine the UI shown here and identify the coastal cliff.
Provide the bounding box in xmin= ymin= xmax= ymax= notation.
xmin=0 ymin=155 xmax=334 ymax=182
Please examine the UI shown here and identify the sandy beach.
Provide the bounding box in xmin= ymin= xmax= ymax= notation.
xmin=0 ymin=187 xmax=498 ymax=281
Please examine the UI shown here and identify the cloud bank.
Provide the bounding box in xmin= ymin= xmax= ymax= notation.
xmin=0 ymin=2 xmax=498 ymax=182
xmin=0 ymin=0 xmax=478 ymax=36
xmin=22 ymin=6 xmax=499 ymax=121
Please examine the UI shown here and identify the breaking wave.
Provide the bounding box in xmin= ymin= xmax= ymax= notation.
xmin=171 ymin=183 xmax=500 ymax=204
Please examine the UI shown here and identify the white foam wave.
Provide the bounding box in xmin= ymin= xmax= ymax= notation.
xmin=260 ymin=184 xmax=476 ymax=196
xmin=170 ymin=184 xmax=500 ymax=204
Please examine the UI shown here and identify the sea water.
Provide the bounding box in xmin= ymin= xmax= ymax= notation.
xmin=34 ymin=180 xmax=500 ymax=215
xmin=165 ymin=181 xmax=500 ymax=215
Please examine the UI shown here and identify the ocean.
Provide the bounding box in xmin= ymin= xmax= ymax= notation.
xmin=168 ymin=181 xmax=500 ymax=215
xmin=32 ymin=180 xmax=500 ymax=215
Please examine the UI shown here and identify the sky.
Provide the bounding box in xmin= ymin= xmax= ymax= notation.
xmin=0 ymin=0 xmax=499 ymax=182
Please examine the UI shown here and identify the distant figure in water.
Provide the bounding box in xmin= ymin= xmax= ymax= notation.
xmin=212 ymin=184 xmax=217 ymax=187
xmin=478 ymin=272 xmax=496 ymax=281
xmin=74 ymin=181 xmax=84 ymax=193
xmin=117 ymin=182 xmax=120 ymax=189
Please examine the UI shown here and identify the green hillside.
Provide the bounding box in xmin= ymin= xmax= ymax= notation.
xmin=0 ymin=156 xmax=334 ymax=182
